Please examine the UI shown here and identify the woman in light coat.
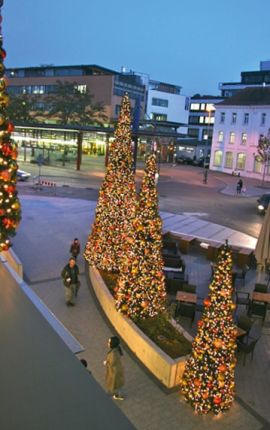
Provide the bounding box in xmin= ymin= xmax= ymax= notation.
xmin=104 ymin=336 xmax=125 ymax=400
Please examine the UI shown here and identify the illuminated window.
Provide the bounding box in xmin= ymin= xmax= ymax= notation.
xmin=232 ymin=112 xmax=237 ymax=124
xmin=254 ymin=158 xmax=262 ymax=173
xmin=220 ymin=112 xmax=225 ymax=123
xmin=241 ymin=133 xmax=247 ymax=145
xmin=75 ymin=85 xmax=87 ymax=94
xmin=236 ymin=152 xmax=246 ymax=170
xmin=190 ymin=103 xmax=200 ymax=110
xmin=243 ymin=113 xmax=249 ymax=124
xmin=225 ymin=151 xmax=233 ymax=168
xmin=199 ymin=116 xmax=204 ymax=123
xmin=206 ymin=103 xmax=214 ymax=111
xmin=218 ymin=131 xmax=224 ymax=142
xmin=200 ymin=103 xmax=205 ymax=110
xmin=229 ymin=132 xmax=235 ymax=144
xmin=214 ymin=150 xmax=223 ymax=166
xmin=261 ymin=113 xmax=266 ymax=125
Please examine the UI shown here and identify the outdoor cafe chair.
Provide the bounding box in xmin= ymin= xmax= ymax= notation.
xmin=236 ymin=314 xmax=254 ymax=342
xmin=248 ymin=300 xmax=268 ymax=324
xmin=235 ymin=291 xmax=250 ymax=310
xmin=237 ymin=337 xmax=261 ymax=365
xmin=175 ymin=301 xmax=196 ymax=326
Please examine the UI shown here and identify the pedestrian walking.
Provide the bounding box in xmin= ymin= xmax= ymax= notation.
xmin=70 ymin=238 xmax=80 ymax=260
xmin=104 ymin=336 xmax=125 ymax=400
xmin=61 ymin=257 xmax=80 ymax=306
xmin=236 ymin=178 xmax=243 ymax=195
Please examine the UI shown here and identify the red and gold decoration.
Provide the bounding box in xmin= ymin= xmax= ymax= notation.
xmin=181 ymin=242 xmax=237 ymax=414
xmin=0 ymin=5 xmax=21 ymax=252
xmin=84 ymin=94 xmax=137 ymax=271
xmin=115 ymin=154 xmax=166 ymax=319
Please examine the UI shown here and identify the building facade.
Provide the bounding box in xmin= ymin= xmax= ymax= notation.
xmin=210 ymin=87 xmax=270 ymax=180
xmin=146 ymin=80 xmax=189 ymax=132
xmin=219 ymin=60 xmax=270 ymax=98
xmin=6 ymin=64 xmax=147 ymax=122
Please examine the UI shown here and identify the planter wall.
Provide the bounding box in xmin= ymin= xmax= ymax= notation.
xmin=90 ymin=266 xmax=192 ymax=389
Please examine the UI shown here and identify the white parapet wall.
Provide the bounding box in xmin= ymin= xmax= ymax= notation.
xmin=1 ymin=248 xmax=23 ymax=278
xmin=89 ymin=266 xmax=192 ymax=389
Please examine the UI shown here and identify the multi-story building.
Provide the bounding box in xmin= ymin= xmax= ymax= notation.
xmin=210 ymin=87 xmax=270 ymax=180
xmin=219 ymin=60 xmax=270 ymax=98
xmin=146 ymin=80 xmax=189 ymax=131
xmin=6 ymin=64 xmax=147 ymax=122
xmin=188 ymin=95 xmax=223 ymax=141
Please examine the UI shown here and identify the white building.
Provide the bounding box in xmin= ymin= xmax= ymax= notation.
xmin=210 ymin=87 xmax=270 ymax=180
xmin=146 ymin=80 xmax=189 ymax=132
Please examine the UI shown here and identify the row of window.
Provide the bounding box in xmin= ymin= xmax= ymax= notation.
xmin=8 ymin=84 xmax=87 ymax=95
xmin=190 ymin=102 xmax=215 ymax=112
xmin=217 ymin=131 xmax=247 ymax=145
xmin=220 ymin=111 xmax=267 ymax=126
xmin=213 ymin=150 xmax=266 ymax=173
xmin=152 ymin=97 xmax=168 ymax=107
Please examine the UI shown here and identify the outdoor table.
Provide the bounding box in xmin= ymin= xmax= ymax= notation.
xmin=251 ymin=292 xmax=270 ymax=304
xmin=176 ymin=291 xmax=197 ymax=304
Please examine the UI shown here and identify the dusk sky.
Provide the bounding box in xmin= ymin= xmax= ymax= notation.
xmin=3 ymin=0 xmax=270 ymax=96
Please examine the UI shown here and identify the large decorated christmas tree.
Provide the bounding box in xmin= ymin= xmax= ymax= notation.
xmin=84 ymin=94 xmax=137 ymax=272
xmin=115 ymin=154 xmax=166 ymax=319
xmin=0 ymin=5 xmax=21 ymax=252
xmin=181 ymin=242 xmax=237 ymax=414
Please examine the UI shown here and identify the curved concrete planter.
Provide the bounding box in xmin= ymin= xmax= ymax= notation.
xmin=89 ymin=266 xmax=192 ymax=389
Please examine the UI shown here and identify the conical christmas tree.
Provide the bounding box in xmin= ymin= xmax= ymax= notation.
xmin=115 ymin=154 xmax=166 ymax=318
xmin=181 ymin=242 xmax=237 ymax=415
xmin=0 ymin=7 xmax=21 ymax=252
xmin=84 ymin=94 xmax=137 ymax=272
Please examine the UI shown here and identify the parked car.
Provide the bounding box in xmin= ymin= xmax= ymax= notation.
xmin=17 ymin=169 xmax=31 ymax=181
xmin=175 ymin=155 xmax=193 ymax=165
xmin=257 ymin=193 xmax=270 ymax=215
xmin=192 ymin=155 xmax=210 ymax=168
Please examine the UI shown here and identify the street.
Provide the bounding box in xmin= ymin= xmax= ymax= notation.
xmin=17 ymin=157 xmax=267 ymax=239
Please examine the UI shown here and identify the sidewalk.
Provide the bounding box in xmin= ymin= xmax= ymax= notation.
xmin=12 ymin=194 xmax=269 ymax=430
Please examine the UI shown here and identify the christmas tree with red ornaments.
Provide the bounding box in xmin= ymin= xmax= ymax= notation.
xmin=115 ymin=154 xmax=166 ymax=319
xmin=0 ymin=5 xmax=21 ymax=252
xmin=181 ymin=241 xmax=237 ymax=415
xmin=84 ymin=93 xmax=137 ymax=272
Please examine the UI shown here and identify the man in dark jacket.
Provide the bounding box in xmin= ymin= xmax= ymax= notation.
xmin=70 ymin=238 xmax=81 ymax=260
xmin=61 ymin=257 xmax=80 ymax=306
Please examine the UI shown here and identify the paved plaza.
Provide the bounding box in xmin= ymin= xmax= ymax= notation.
xmin=12 ymin=191 xmax=270 ymax=430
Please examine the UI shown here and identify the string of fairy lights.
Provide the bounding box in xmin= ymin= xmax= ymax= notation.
xmin=0 ymin=1 xmax=21 ymax=252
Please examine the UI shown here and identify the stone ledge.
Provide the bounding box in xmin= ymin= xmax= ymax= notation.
xmin=89 ymin=266 xmax=192 ymax=389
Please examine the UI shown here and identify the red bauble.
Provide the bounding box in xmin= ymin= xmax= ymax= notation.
xmin=7 ymin=122 xmax=14 ymax=133
xmin=204 ymin=297 xmax=211 ymax=307
xmin=1 ymin=48 xmax=6 ymax=59
xmin=213 ymin=396 xmax=222 ymax=405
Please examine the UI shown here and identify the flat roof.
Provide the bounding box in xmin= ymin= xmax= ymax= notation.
xmin=218 ymin=87 xmax=270 ymax=106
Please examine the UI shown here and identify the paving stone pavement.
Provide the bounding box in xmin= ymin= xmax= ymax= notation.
xmin=12 ymin=195 xmax=270 ymax=430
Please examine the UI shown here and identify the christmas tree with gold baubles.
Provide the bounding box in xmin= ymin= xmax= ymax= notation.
xmin=181 ymin=241 xmax=237 ymax=415
xmin=84 ymin=93 xmax=137 ymax=272
xmin=115 ymin=154 xmax=166 ymax=318
xmin=0 ymin=2 xmax=21 ymax=252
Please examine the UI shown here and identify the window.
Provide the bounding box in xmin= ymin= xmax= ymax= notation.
xmin=224 ymin=151 xmax=233 ymax=168
xmin=199 ymin=116 xmax=204 ymax=124
xmin=244 ymin=113 xmax=249 ymax=124
xmin=236 ymin=153 xmax=246 ymax=170
xmin=232 ymin=112 xmax=237 ymax=124
xmin=150 ymin=113 xmax=167 ymax=121
xmin=241 ymin=133 xmax=247 ymax=145
xmin=200 ymin=103 xmax=205 ymax=110
xmin=190 ymin=103 xmax=200 ymax=110
xmin=261 ymin=113 xmax=266 ymax=125
xmin=214 ymin=150 xmax=223 ymax=166
xmin=218 ymin=131 xmax=224 ymax=142
xmin=115 ymin=105 xmax=121 ymax=116
xmin=75 ymin=84 xmax=87 ymax=94
xmin=220 ymin=112 xmax=225 ymax=123
xmin=152 ymin=97 xmax=168 ymax=107
xmin=229 ymin=132 xmax=235 ymax=144
xmin=254 ymin=158 xmax=262 ymax=173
